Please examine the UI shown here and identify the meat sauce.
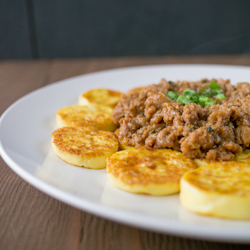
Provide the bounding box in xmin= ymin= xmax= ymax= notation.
xmin=113 ymin=78 xmax=250 ymax=161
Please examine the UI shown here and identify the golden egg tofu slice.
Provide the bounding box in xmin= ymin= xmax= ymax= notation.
xmin=119 ymin=143 xmax=133 ymax=150
xmin=78 ymin=88 xmax=123 ymax=108
xmin=233 ymin=149 xmax=250 ymax=163
xmin=106 ymin=146 xmax=196 ymax=196
xmin=56 ymin=104 xmax=117 ymax=131
xmin=193 ymin=159 xmax=211 ymax=168
xmin=51 ymin=126 xmax=119 ymax=169
xmin=180 ymin=161 xmax=250 ymax=220
xmin=194 ymin=150 xmax=250 ymax=168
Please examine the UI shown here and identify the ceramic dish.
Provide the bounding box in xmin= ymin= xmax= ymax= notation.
xmin=1 ymin=64 xmax=250 ymax=243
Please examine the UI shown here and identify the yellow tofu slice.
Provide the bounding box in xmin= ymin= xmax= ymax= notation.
xmin=51 ymin=126 xmax=119 ymax=169
xmin=106 ymin=146 xmax=196 ymax=196
xmin=180 ymin=161 xmax=250 ymax=220
xmin=193 ymin=159 xmax=211 ymax=168
xmin=56 ymin=104 xmax=117 ymax=131
xmin=119 ymin=143 xmax=133 ymax=150
xmin=233 ymin=149 xmax=250 ymax=163
xmin=194 ymin=150 xmax=250 ymax=168
xmin=78 ymin=88 xmax=123 ymax=108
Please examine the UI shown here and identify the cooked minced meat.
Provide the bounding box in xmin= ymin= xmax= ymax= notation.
xmin=113 ymin=78 xmax=250 ymax=161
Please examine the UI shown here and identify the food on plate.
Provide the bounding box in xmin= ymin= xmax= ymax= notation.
xmin=194 ymin=149 xmax=250 ymax=168
xmin=106 ymin=146 xmax=196 ymax=195
xmin=233 ymin=149 xmax=250 ymax=163
xmin=127 ymin=86 xmax=146 ymax=94
xmin=51 ymin=126 xmax=119 ymax=169
xmin=119 ymin=143 xmax=133 ymax=150
xmin=51 ymin=77 xmax=250 ymax=220
xmin=113 ymin=78 xmax=250 ymax=161
xmin=180 ymin=161 xmax=250 ymax=220
xmin=56 ymin=104 xmax=117 ymax=131
xmin=78 ymin=88 xmax=123 ymax=108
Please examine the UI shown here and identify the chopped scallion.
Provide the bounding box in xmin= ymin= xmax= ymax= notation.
xmin=206 ymin=126 xmax=214 ymax=132
xmin=205 ymin=100 xmax=216 ymax=106
xmin=166 ymin=80 xmax=225 ymax=107
xmin=166 ymin=91 xmax=178 ymax=100
xmin=209 ymin=81 xmax=221 ymax=90
xmin=183 ymin=88 xmax=196 ymax=95
xmin=199 ymin=88 xmax=210 ymax=96
xmin=177 ymin=95 xmax=193 ymax=105
xmin=216 ymin=93 xmax=225 ymax=100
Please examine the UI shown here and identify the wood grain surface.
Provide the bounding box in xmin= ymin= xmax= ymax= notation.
xmin=1 ymin=56 xmax=250 ymax=250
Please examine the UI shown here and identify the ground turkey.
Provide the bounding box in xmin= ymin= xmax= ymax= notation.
xmin=113 ymin=78 xmax=250 ymax=161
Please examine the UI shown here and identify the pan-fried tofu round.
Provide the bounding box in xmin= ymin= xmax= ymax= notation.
xmin=106 ymin=146 xmax=196 ymax=196
xmin=56 ymin=104 xmax=117 ymax=131
xmin=193 ymin=159 xmax=211 ymax=168
xmin=194 ymin=150 xmax=250 ymax=168
xmin=51 ymin=126 xmax=119 ymax=169
xmin=233 ymin=149 xmax=250 ymax=163
xmin=180 ymin=161 xmax=250 ymax=220
xmin=78 ymin=88 xmax=123 ymax=108
xmin=119 ymin=143 xmax=133 ymax=150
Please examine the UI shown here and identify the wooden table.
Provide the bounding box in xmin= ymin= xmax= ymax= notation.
xmin=1 ymin=56 xmax=250 ymax=250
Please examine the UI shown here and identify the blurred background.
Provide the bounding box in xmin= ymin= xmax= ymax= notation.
xmin=1 ymin=0 xmax=250 ymax=60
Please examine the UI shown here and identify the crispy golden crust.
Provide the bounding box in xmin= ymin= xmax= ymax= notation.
xmin=194 ymin=150 xmax=250 ymax=168
xmin=79 ymin=88 xmax=123 ymax=108
xmin=56 ymin=104 xmax=117 ymax=131
xmin=51 ymin=126 xmax=119 ymax=169
xmin=106 ymin=146 xmax=196 ymax=195
xmin=180 ymin=161 xmax=250 ymax=219
xmin=233 ymin=149 xmax=250 ymax=163
xmin=183 ymin=161 xmax=250 ymax=195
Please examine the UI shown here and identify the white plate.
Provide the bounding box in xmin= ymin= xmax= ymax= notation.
xmin=1 ymin=64 xmax=250 ymax=243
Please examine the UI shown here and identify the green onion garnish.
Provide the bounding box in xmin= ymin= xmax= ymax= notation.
xmin=205 ymin=100 xmax=216 ymax=106
xmin=183 ymin=88 xmax=196 ymax=95
xmin=211 ymin=89 xmax=223 ymax=96
xmin=209 ymin=81 xmax=221 ymax=90
xmin=206 ymin=126 xmax=214 ymax=132
xmin=177 ymin=95 xmax=193 ymax=105
xmin=216 ymin=93 xmax=225 ymax=100
xmin=199 ymin=88 xmax=210 ymax=97
xmin=166 ymin=91 xmax=178 ymax=100
xmin=198 ymin=96 xmax=209 ymax=106
xmin=165 ymin=80 xmax=225 ymax=106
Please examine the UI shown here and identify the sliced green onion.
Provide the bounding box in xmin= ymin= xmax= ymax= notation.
xmin=216 ymin=93 xmax=225 ymax=100
xmin=175 ymin=81 xmax=225 ymax=107
xmin=184 ymin=88 xmax=196 ymax=95
xmin=209 ymin=81 xmax=221 ymax=90
xmin=166 ymin=91 xmax=178 ymax=100
xmin=199 ymin=96 xmax=209 ymax=102
xmin=190 ymin=93 xmax=199 ymax=103
xmin=199 ymin=88 xmax=210 ymax=96
xmin=211 ymin=89 xmax=223 ymax=96
xmin=177 ymin=95 xmax=193 ymax=105
xmin=206 ymin=126 xmax=214 ymax=132
xmin=205 ymin=100 xmax=216 ymax=106
xmin=198 ymin=96 xmax=209 ymax=106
